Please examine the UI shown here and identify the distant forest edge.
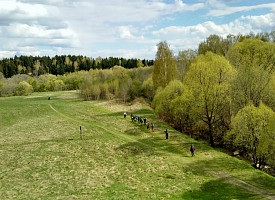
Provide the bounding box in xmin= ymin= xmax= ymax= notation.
xmin=0 ymin=55 xmax=154 ymax=78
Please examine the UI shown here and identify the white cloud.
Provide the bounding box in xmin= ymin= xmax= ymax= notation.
xmin=0 ymin=51 xmax=17 ymax=59
xmin=117 ymin=26 xmax=159 ymax=45
xmin=94 ymin=46 xmax=158 ymax=60
xmin=152 ymin=10 xmax=275 ymax=52
xmin=206 ymin=1 xmax=275 ymax=17
xmin=152 ymin=20 xmax=250 ymax=38
xmin=2 ymin=23 xmax=76 ymax=39
xmin=118 ymin=26 xmax=136 ymax=39
xmin=241 ymin=13 xmax=275 ymax=31
xmin=17 ymin=0 xmax=65 ymax=6
xmin=0 ymin=0 xmax=48 ymax=24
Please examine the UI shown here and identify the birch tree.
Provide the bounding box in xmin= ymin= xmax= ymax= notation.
xmin=152 ymin=41 xmax=178 ymax=89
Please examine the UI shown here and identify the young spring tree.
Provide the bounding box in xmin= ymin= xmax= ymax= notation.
xmin=184 ymin=52 xmax=235 ymax=147
xmin=228 ymin=102 xmax=274 ymax=169
xmin=227 ymin=38 xmax=275 ymax=113
xmin=152 ymin=80 xmax=185 ymax=123
xmin=152 ymin=41 xmax=178 ymax=89
xmin=177 ymin=49 xmax=196 ymax=82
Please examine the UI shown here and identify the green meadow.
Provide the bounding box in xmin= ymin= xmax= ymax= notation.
xmin=0 ymin=91 xmax=274 ymax=199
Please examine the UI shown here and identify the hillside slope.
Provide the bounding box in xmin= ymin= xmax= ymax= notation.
xmin=0 ymin=91 xmax=274 ymax=199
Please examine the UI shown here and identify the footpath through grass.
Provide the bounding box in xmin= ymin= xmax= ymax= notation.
xmin=0 ymin=91 xmax=275 ymax=199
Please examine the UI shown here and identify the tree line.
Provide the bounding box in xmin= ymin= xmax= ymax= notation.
xmin=152 ymin=38 xmax=275 ymax=172
xmin=0 ymin=55 xmax=154 ymax=78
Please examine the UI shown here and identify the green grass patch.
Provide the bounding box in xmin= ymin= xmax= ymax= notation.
xmin=0 ymin=91 xmax=274 ymax=199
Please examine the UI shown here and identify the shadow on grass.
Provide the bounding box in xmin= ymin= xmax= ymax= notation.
xmin=247 ymin=174 xmax=275 ymax=194
xmin=115 ymin=140 xmax=157 ymax=156
xmin=115 ymin=135 xmax=191 ymax=157
xmin=124 ymin=128 xmax=143 ymax=136
xmin=179 ymin=179 xmax=259 ymax=200
xmin=183 ymin=156 xmax=275 ymax=197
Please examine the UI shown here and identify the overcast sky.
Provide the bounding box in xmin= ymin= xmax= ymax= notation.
xmin=0 ymin=0 xmax=275 ymax=59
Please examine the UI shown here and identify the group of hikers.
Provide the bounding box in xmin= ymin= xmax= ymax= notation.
xmin=125 ymin=112 xmax=155 ymax=132
xmin=123 ymin=112 xmax=196 ymax=157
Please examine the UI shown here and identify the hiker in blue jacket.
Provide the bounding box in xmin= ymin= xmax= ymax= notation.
xmin=151 ymin=123 xmax=154 ymax=132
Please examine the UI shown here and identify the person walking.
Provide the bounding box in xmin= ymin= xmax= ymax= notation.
xmin=165 ymin=129 xmax=168 ymax=139
xmin=151 ymin=123 xmax=154 ymax=132
xmin=124 ymin=112 xmax=127 ymax=118
xmin=140 ymin=118 xmax=143 ymax=126
xmin=190 ymin=144 xmax=195 ymax=157
xmin=144 ymin=118 xmax=147 ymax=125
xmin=147 ymin=122 xmax=150 ymax=130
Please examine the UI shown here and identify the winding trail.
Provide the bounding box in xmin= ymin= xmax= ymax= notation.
xmin=48 ymin=103 xmax=275 ymax=200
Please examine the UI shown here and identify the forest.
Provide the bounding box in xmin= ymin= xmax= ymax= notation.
xmin=0 ymin=55 xmax=154 ymax=78
xmin=0 ymin=31 xmax=275 ymax=174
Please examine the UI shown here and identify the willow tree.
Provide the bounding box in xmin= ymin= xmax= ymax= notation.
xmin=152 ymin=80 xmax=184 ymax=123
xmin=228 ymin=102 xmax=274 ymax=169
xmin=227 ymin=38 xmax=275 ymax=113
xmin=152 ymin=41 xmax=178 ymax=89
xmin=184 ymin=52 xmax=235 ymax=147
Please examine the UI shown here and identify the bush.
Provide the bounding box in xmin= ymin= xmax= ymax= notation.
xmin=0 ymin=79 xmax=17 ymax=97
xmin=141 ymin=77 xmax=155 ymax=100
xmin=152 ymin=80 xmax=185 ymax=122
xmin=14 ymin=81 xmax=33 ymax=96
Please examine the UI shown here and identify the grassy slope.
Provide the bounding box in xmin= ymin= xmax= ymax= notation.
xmin=0 ymin=91 xmax=274 ymax=199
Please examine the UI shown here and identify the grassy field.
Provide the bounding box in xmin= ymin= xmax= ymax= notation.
xmin=0 ymin=91 xmax=275 ymax=199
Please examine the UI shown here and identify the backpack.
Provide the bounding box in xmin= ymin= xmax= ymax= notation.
xmin=192 ymin=146 xmax=195 ymax=150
